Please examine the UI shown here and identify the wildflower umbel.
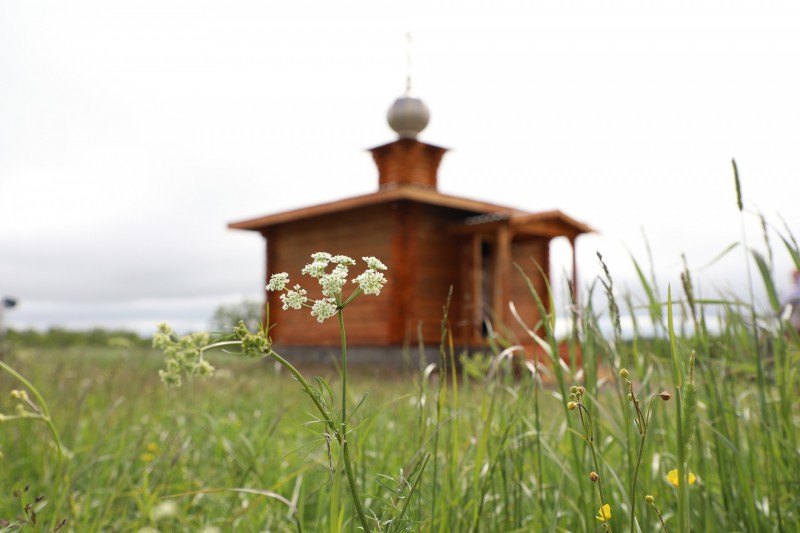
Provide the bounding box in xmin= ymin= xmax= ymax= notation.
xmin=311 ymin=298 xmax=338 ymax=323
xmin=266 ymin=272 xmax=289 ymax=291
xmin=267 ymin=253 xmax=388 ymax=323
xmin=152 ymin=252 xmax=388 ymax=533
xmin=155 ymin=320 xmax=269 ymax=388
xmin=280 ymin=285 xmax=308 ymax=310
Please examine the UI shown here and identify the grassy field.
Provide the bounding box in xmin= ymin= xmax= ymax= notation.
xmin=2 ymin=293 xmax=799 ymax=532
xmin=2 ymin=229 xmax=800 ymax=531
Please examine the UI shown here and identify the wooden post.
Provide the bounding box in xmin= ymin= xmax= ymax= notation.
xmin=494 ymin=225 xmax=512 ymax=326
xmin=263 ymin=230 xmax=273 ymax=331
xmin=471 ymin=233 xmax=482 ymax=343
xmin=569 ymin=236 xmax=578 ymax=306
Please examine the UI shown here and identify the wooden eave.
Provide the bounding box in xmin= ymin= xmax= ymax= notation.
xmin=510 ymin=210 xmax=595 ymax=239
xmin=228 ymin=185 xmax=527 ymax=231
xmin=450 ymin=210 xmax=594 ymax=240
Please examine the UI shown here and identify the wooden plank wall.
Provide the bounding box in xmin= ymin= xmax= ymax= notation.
xmin=508 ymin=238 xmax=549 ymax=348
xmin=267 ymin=203 xmax=396 ymax=346
xmin=266 ymin=201 xmax=473 ymax=349
xmin=263 ymin=201 xmax=552 ymax=354
xmin=405 ymin=203 xmax=468 ymax=346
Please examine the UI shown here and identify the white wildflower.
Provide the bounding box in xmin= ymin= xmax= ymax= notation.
xmin=311 ymin=298 xmax=338 ymax=322
xmin=363 ymin=256 xmax=387 ymax=271
xmin=310 ymin=252 xmax=332 ymax=262
xmin=302 ymin=260 xmax=328 ymax=278
xmin=267 ymin=272 xmax=290 ymax=291
xmin=320 ymin=264 xmax=349 ymax=297
xmin=331 ymin=255 xmax=355 ymax=265
xmin=280 ymin=285 xmax=308 ymax=310
xmin=353 ymin=269 xmax=387 ymax=295
xmin=150 ymin=499 xmax=178 ymax=522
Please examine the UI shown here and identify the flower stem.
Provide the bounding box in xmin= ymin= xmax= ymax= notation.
xmin=578 ymin=402 xmax=612 ymax=533
xmin=267 ymin=346 xmax=370 ymax=531
xmin=266 ymin=351 xmax=335 ymax=430
xmin=337 ymin=310 xmax=371 ymax=532
xmin=629 ymin=396 xmax=655 ymax=533
xmin=0 ymin=360 xmax=67 ymax=530
xmin=339 ymin=311 xmax=348 ymax=423
xmin=676 ymin=388 xmax=688 ymax=533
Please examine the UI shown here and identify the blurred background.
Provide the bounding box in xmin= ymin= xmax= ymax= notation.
xmin=1 ymin=1 xmax=798 ymax=335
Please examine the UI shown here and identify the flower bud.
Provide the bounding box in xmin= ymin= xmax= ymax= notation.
xmin=567 ymin=401 xmax=577 ymax=411
xmin=619 ymin=368 xmax=629 ymax=379
xmin=659 ymin=391 xmax=672 ymax=401
xmin=589 ymin=471 xmax=599 ymax=482
xmin=577 ymin=386 xmax=585 ymax=395
xmin=627 ymin=393 xmax=633 ymax=402
xmin=645 ymin=495 xmax=654 ymax=504
xmin=570 ymin=386 xmax=578 ymax=394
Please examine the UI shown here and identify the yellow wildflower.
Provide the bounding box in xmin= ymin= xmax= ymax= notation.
xmin=595 ymin=503 xmax=611 ymax=521
xmin=667 ymin=468 xmax=696 ymax=487
xmin=140 ymin=452 xmax=156 ymax=463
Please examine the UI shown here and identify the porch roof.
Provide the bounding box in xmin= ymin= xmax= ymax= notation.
xmin=456 ymin=210 xmax=594 ymax=240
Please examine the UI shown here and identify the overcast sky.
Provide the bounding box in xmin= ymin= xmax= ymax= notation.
xmin=1 ymin=1 xmax=799 ymax=335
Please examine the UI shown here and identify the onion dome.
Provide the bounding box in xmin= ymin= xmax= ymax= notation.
xmin=387 ymin=96 xmax=430 ymax=139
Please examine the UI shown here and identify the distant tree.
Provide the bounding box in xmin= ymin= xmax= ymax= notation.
xmin=210 ymin=300 xmax=263 ymax=333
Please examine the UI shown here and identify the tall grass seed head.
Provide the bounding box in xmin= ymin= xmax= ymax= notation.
xmin=681 ymin=380 xmax=698 ymax=456
xmin=589 ymin=471 xmax=599 ymax=482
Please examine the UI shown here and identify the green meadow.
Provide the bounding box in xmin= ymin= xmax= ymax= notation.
xmin=2 ymin=229 xmax=799 ymax=531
